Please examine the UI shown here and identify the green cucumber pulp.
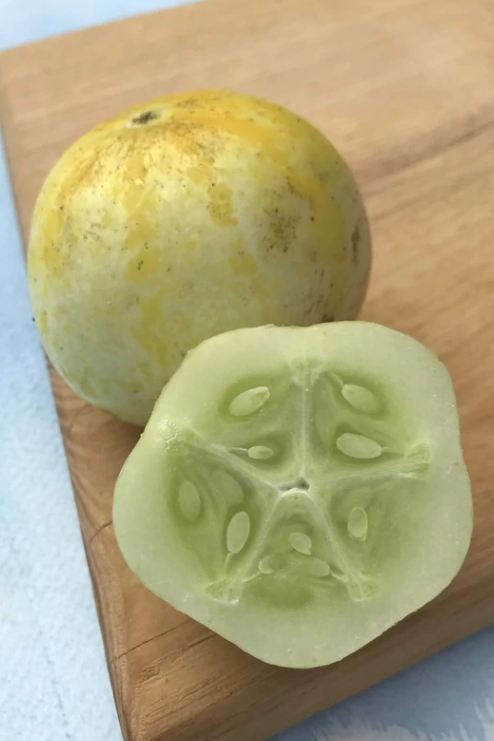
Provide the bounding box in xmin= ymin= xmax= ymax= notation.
xmin=113 ymin=322 xmax=472 ymax=668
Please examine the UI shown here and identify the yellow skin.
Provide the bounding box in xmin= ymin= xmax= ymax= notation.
xmin=28 ymin=91 xmax=371 ymax=425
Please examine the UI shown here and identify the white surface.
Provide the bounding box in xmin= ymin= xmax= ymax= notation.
xmin=1 ymin=2 xmax=494 ymax=740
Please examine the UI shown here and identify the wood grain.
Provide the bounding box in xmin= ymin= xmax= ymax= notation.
xmin=1 ymin=0 xmax=494 ymax=739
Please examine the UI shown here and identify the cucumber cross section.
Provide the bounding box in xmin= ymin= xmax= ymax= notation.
xmin=113 ymin=322 xmax=472 ymax=668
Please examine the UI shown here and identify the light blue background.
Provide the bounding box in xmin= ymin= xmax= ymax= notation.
xmin=0 ymin=2 xmax=493 ymax=740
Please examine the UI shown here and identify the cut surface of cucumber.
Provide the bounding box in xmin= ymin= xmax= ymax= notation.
xmin=113 ymin=323 xmax=472 ymax=668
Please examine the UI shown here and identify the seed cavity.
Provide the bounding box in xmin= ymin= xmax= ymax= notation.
xmin=297 ymin=557 xmax=331 ymax=578
xmin=248 ymin=445 xmax=274 ymax=460
xmin=336 ymin=487 xmax=374 ymax=520
xmin=347 ymin=575 xmax=378 ymax=601
xmin=342 ymin=384 xmax=381 ymax=414
xmin=229 ymin=386 xmax=270 ymax=417
xmin=403 ymin=443 xmax=430 ymax=477
xmin=212 ymin=470 xmax=244 ymax=504
xmin=289 ymin=532 xmax=312 ymax=555
xmin=348 ymin=507 xmax=368 ymax=541
xmin=178 ymin=481 xmax=201 ymax=521
xmin=258 ymin=555 xmax=280 ymax=574
xmin=336 ymin=433 xmax=382 ymax=459
xmin=226 ymin=511 xmax=251 ymax=554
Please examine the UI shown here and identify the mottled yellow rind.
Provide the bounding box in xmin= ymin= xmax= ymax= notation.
xmin=28 ymin=90 xmax=371 ymax=425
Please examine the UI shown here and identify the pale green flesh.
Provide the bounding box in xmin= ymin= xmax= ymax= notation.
xmin=113 ymin=323 xmax=473 ymax=668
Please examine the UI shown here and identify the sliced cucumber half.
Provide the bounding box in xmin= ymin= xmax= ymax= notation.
xmin=113 ymin=323 xmax=472 ymax=668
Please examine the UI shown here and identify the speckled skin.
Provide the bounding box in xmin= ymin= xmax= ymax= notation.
xmin=28 ymin=91 xmax=371 ymax=425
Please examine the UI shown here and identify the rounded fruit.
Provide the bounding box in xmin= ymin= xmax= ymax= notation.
xmin=28 ymin=90 xmax=371 ymax=426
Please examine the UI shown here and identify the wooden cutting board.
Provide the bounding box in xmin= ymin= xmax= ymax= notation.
xmin=1 ymin=0 xmax=494 ymax=739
